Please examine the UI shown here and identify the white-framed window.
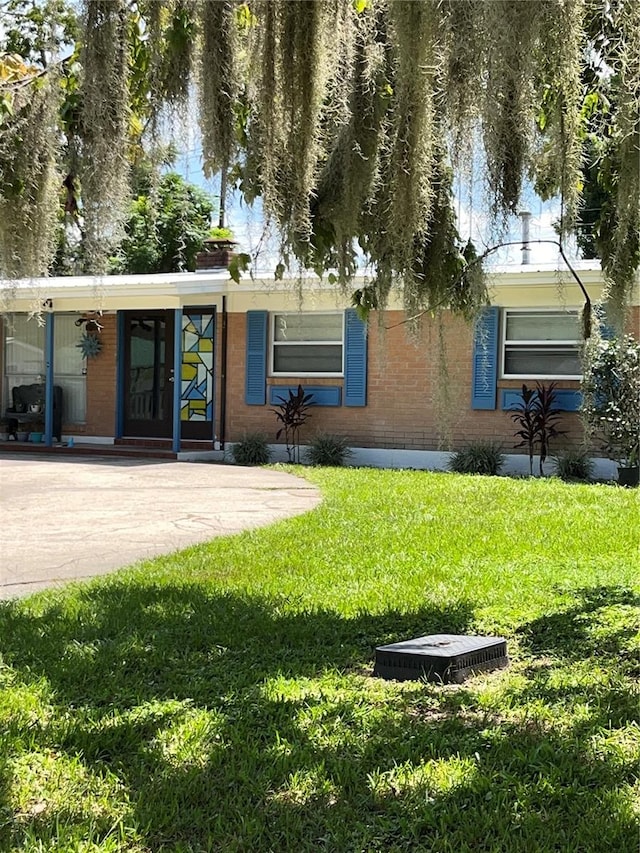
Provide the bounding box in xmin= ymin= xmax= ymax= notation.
xmin=502 ymin=309 xmax=582 ymax=379
xmin=3 ymin=313 xmax=87 ymax=423
xmin=271 ymin=312 xmax=344 ymax=376
xmin=54 ymin=314 xmax=87 ymax=423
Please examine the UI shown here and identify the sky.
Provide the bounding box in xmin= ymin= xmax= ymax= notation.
xmin=172 ymin=128 xmax=583 ymax=277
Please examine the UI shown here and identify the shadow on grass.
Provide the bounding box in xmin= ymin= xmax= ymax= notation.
xmin=0 ymin=582 xmax=638 ymax=852
xmin=517 ymin=585 xmax=640 ymax=662
xmin=0 ymin=583 xmax=474 ymax=706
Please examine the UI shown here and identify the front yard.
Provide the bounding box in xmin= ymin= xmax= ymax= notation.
xmin=0 ymin=468 xmax=638 ymax=852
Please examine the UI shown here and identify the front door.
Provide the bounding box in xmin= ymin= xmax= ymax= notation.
xmin=123 ymin=311 xmax=174 ymax=438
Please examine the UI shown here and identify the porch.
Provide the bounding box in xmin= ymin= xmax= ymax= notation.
xmin=1 ymin=297 xmax=224 ymax=454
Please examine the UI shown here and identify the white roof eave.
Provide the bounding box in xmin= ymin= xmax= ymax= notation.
xmin=0 ymin=261 xmax=612 ymax=308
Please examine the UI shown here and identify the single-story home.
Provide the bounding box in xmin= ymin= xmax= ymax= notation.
xmin=1 ymin=259 xmax=638 ymax=472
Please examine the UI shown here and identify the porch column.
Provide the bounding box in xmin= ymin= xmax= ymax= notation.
xmin=115 ymin=311 xmax=126 ymax=439
xmin=44 ymin=312 xmax=54 ymax=447
xmin=172 ymin=308 xmax=182 ymax=454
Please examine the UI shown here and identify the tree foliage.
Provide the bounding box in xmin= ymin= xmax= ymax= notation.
xmin=1 ymin=0 xmax=638 ymax=322
xmin=535 ymin=0 xmax=640 ymax=322
xmin=111 ymin=171 xmax=214 ymax=275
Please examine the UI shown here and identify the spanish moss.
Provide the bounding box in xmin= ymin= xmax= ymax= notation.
xmin=482 ymin=1 xmax=539 ymax=217
xmin=0 ymin=73 xmax=61 ymax=278
xmin=79 ymin=0 xmax=131 ymax=273
xmin=199 ymin=0 xmax=239 ymax=176
xmin=0 ymin=0 xmax=638 ymax=323
xmin=604 ymin=0 xmax=640 ymax=318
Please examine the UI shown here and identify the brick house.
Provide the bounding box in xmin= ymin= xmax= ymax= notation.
xmin=1 ymin=263 xmax=638 ymax=468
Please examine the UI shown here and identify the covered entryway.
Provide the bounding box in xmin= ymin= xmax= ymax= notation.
xmin=122 ymin=311 xmax=175 ymax=438
xmin=120 ymin=307 xmax=216 ymax=449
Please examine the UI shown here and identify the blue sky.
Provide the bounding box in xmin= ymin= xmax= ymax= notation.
xmin=174 ymin=142 xmax=582 ymax=276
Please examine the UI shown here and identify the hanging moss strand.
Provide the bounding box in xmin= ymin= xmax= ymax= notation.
xmin=79 ymin=0 xmax=131 ymax=273
xmin=0 ymin=0 xmax=638 ymax=325
xmin=0 ymin=74 xmax=61 ymax=278
xmin=199 ymin=0 xmax=239 ymax=177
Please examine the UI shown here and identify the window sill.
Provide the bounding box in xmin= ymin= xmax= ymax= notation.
xmin=501 ymin=374 xmax=582 ymax=381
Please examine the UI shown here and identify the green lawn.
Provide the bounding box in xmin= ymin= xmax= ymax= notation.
xmin=0 ymin=468 xmax=638 ymax=852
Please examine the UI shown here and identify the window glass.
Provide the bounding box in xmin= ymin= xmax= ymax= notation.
xmin=506 ymin=312 xmax=580 ymax=341
xmin=3 ymin=314 xmax=88 ymax=423
xmin=128 ymin=318 xmax=166 ymax=421
xmin=274 ymin=313 xmax=343 ymax=342
xmin=3 ymin=314 xmax=45 ymax=410
xmin=4 ymin=314 xmax=45 ymax=376
xmin=55 ymin=315 xmax=87 ymax=423
xmin=503 ymin=310 xmax=582 ymax=378
xmin=273 ymin=345 xmax=343 ymax=374
xmin=272 ymin=313 xmax=343 ymax=375
xmin=504 ymin=348 xmax=582 ymax=377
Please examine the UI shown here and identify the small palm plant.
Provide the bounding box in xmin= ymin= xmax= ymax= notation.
xmin=511 ymin=382 xmax=565 ymax=476
xmin=271 ymin=385 xmax=314 ymax=463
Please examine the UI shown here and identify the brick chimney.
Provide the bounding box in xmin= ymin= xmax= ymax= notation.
xmin=195 ymin=238 xmax=238 ymax=271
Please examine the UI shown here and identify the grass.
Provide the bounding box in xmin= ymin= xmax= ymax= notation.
xmin=0 ymin=468 xmax=638 ymax=852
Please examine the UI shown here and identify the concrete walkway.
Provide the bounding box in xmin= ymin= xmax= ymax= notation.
xmin=0 ymin=456 xmax=321 ymax=599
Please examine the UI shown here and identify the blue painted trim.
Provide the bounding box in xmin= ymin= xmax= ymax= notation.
xmin=269 ymin=385 xmax=341 ymax=407
xmin=210 ymin=306 xmax=217 ymax=441
xmin=501 ymin=389 xmax=582 ymax=412
xmin=471 ymin=307 xmax=499 ymax=410
xmin=115 ymin=312 xmax=126 ymax=438
xmin=344 ymin=309 xmax=367 ymax=406
xmin=172 ymin=309 xmax=182 ymax=453
xmin=245 ymin=311 xmax=268 ymax=405
xmin=44 ymin=313 xmax=54 ymax=446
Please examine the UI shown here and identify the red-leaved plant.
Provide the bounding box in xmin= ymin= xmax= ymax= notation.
xmin=511 ymin=381 xmax=565 ymax=476
xmin=271 ymin=385 xmax=315 ymax=463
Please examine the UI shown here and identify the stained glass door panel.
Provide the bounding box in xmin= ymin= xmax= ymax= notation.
xmin=180 ymin=309 xmax=214 ymax=441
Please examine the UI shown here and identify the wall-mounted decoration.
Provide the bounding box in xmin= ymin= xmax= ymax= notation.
xmin=76 ymin=332 xmax=103 ymax=359
xmin=75 ymin=314 xmax=103 ymax=332
xmin=181 ymin=312 xmax=214 ymax=421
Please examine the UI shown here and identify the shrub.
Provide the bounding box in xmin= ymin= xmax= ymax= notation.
xmin=554 ymin=448 xmax=594 ymax=482
xmin=209 ymin=226 xmax=234 ymax=241
xmin=448 ymin=441 xmax=504 ymax=475
xmin=581 ymin=335 xmax=640 ymax=468
xmin=232 ymin=433 xmax=271 ymax=466
xmin=305 ymin=433 xmax=353 ymax=467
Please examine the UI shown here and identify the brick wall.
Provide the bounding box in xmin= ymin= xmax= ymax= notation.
xmin=73 ymin=314 xmax=117 ymax=436
xmin=223 ymin=307 xmax=640 ymax=452
xmin=6 ymin=302 xmax=634 ymax=448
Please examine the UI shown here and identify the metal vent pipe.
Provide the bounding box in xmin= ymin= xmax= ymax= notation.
xmin=519 ymin=210 xmax=531 ymax=265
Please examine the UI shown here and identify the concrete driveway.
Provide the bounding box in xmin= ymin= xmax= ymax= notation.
xmin=0 ymin=456 xmax=321 ymax=599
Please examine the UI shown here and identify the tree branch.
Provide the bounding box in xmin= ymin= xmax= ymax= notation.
xmin=384 ymin=239 xmax=593 ymax=331
xmin=0 ymin=54 xmax=71 ymax=94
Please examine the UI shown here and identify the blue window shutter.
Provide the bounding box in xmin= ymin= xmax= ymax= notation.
xmin=344 ymin=309 xmax=367 ymax=406
xmin=471 ymin=306 xmax=499 ymax=410
xmin=245 ymin=311 xmax=268 ymax=405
